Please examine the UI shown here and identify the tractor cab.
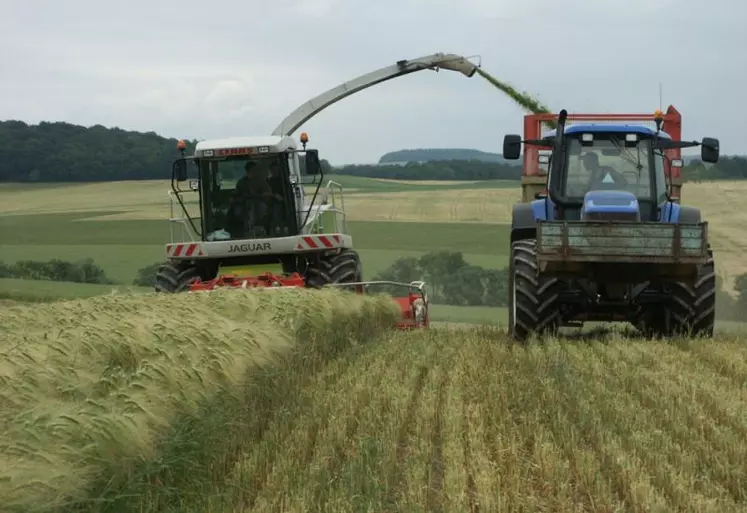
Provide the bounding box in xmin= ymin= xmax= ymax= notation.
xmin=170 ymin=134 xmax=323 ymax=243
xmin=503 ymin=110 xmax=720 ymax=224
xmin=539 ymin=125 xmax=674 ymax=222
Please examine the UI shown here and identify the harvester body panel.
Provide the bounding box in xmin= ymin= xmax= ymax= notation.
xmin=165 ymin=234 xmax=354 ymax=259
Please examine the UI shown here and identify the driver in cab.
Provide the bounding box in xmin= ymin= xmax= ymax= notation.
xmin=235 ymin=161 xmax=282 ymax=201
xmin=582 ymin=152 xmax=628 ymax=190
xmin=225 ymin=160 xmax=284 ymax=237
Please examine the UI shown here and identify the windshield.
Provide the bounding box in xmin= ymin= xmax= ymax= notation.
xmin=198 ymin=153 xmax=298 ymax=241
xmin=562 ymin=136 xmax=654 ymax=200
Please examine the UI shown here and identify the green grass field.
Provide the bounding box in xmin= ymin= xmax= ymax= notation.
xmin=1 ymin=176 xmax=744 ymax=326
xmin=314 ymin=174 xmax=518 ymax=192
xmin=0 ymin=177 xmax=511 ymax=323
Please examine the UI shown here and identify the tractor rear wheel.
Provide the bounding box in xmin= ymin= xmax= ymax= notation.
xmin=154 ymin=261 xmax=201 ymax=293
xmin=305 ymin=248 xmax=363 ymax=290
xmin=508 ymin=239 xmax=561 ymax=342
xmin=669 ymin=251 xmax=716 ymax=337
xmin=641 ymin=251 xmax=716 ymax=338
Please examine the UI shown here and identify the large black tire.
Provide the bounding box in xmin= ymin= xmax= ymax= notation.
xmin=154 ymin=261 xmax=202 ymax=293
xmin=508 ymin=239 xmax=562 ymax=342
xmin=305 ymin=248 xmax=363 ymax=290
xmin=641 ymin=251 xmax=716 ymax=338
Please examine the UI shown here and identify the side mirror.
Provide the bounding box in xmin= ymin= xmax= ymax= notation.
xmin=172 ymin=159 xmax=188 ymax=182
xmin=189 ymin=179 xmax=200 ymax=191
xmin=700 ymin=137 xmax=719 ymax=164
xmin=502 ymin=134 xmax=522 ymax=160
xmin=305 ymin=149 xmax=321 ymax=175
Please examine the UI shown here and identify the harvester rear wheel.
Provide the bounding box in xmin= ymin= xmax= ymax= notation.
xmin=154 ymin=261 xmax=201 ymax=293
xmin=508 ymin=239 xmax=561 ymax=342
xmin=305 ymin=248 xmax=363 ymax=290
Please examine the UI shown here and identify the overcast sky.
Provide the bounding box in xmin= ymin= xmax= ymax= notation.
xmin=1 ymin=0 xmax=745 ymax=165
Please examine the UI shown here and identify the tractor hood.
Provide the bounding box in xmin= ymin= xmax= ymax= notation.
xmin=581 ymin=190 xmax=641 ymax=221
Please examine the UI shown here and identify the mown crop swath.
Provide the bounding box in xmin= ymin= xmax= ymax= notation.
xmin=0 ymin=288 xmax=400 ymax=512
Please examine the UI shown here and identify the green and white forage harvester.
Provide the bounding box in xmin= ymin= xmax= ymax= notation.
xmin=503 ymin=107 xmax=720 ymax=340
xmin=153 ymin=52 xmax=483 ymax=329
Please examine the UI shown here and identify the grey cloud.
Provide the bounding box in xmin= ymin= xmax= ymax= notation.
xmin=0 ymin=0 xmax=744 ymax=164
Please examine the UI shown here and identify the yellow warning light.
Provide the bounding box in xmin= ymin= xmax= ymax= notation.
xmin=653 ymin=109 xmax=664 ymax=119
xmin=177 ymin=139 xmax=187 ymax=150
xmin=300 ymin=132 xmax=309 ymax=144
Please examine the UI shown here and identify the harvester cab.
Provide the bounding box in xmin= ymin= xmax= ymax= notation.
xmin=157 ymin=134 xmax=430 ymax=329
xmin=502 ymin=108 xmax=721 ymax=340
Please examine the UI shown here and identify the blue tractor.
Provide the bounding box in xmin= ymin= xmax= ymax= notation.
xmin=502 ymin=109 xmax=720 ymax=341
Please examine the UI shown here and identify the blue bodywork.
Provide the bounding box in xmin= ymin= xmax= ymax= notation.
xmin=542 ymin=124 xmax=673 ymax=140
xmin=580 ymin=190 xmax=640 ymax=219
xmin=530 ymin=190 xmax=680 ymax=223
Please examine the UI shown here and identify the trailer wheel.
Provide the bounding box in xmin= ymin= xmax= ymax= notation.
xmin=508 ymin=239 xmax=561 ymax=342
xmin=306 ymin=248 xmax=363 ymax=290
xmin=155 ymin=262 xmax=201 ymax=293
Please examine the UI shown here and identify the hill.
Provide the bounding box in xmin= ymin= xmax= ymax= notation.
xmin=378 ymin=148 xmax=511 ymax=165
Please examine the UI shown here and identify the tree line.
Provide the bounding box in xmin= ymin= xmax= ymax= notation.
xmin=1 ymin=119 xmax=743 ymax=183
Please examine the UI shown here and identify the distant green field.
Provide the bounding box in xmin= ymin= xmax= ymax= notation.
xmin=429 ymin=304 xmax=507 ymax=325
xmin=319 ymin=174 xmax=518 ymax=192
xmin=0 ymin=278 xmax=149 ymax=302
xmin=0 ymin=175 xmax=517 ymax=196
xmin=0 ymin=178 xmax=513 ymax=322
xmin=0 ymin=211 xmax=510 ymax=284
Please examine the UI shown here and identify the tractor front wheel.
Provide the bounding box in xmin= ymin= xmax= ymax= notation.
xmin=154 ymin=261 xmax=201 ymax=293
xmin=305 ymin=248 xmax=363 ymax=290
xmin=508 ymin=239 xmax=561 ymax=342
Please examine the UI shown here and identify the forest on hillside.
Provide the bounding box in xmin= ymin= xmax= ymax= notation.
xmin=0 ymin=119 xmax=744 ymax=183
xmin=378 ymin=148 xmax=510 ymax=164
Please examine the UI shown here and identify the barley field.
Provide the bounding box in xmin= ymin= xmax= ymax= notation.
xmin=3 ymin=289 xmax=747 ymax=512
xmin=0 ymin=288 xmax=400 ymax=512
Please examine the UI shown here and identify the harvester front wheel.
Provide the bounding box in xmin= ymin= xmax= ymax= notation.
xmin=305 ymin=248 xmax=363 ymax=290
xmin=508 ymin=239 xmax=561 ymax=342
xmin=154 ymin=261 xmax=201 ymax=293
